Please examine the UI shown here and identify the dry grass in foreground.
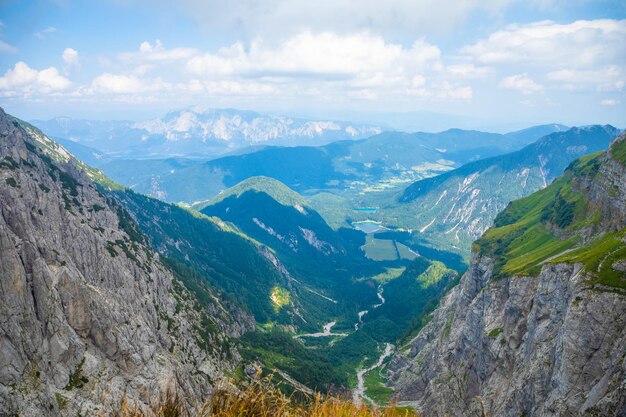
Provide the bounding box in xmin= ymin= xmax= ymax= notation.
xmin=110 ymin=378 xmax=418 ymax=417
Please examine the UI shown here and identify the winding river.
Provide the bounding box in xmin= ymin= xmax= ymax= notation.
xmin=355 ymin=285 xmax=385 ymax=330
xmin=352 ymin=343 xmax=394 ymax=405
xmin=292 ymin=284 xmax=393 ymax=406
xmin=352 ymin=285 xmax=393 ymax=405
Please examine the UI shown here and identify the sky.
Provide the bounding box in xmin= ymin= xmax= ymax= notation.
xmin=0 ymin=0 xmax=625 ymax=131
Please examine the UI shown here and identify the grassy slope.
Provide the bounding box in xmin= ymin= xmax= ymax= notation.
xmin=475 ymin=174 xmax=582 ymax=277
xmin=551 ymin=229 xmax=626 ymax=289
xmin=475 ymin=149 xmax=626 ymax=290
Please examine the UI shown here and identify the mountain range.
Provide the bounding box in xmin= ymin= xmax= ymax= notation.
xmin=374 ymin=125 xmax=621 ymax=256
xmin=0 ymin=109 xmax=416 ymax=413
xmin=31 ymin=108 xmax=382 ymax=160
xmin=95 ymin=123 xmax=568 ymax=204
xmin=2 ymin=105 xmax=625 ymax=416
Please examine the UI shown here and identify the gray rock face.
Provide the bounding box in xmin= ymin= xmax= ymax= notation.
xmin=390 ymin=255 xmax=626 ymax=416
xmin=0 ymin=109 xmax=250 ymax=416
xmin=389 ymin=136 xmax=626 ymax=417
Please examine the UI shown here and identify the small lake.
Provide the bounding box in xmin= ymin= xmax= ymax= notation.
xmin=352 ymin=220 xmax=387 ymax=234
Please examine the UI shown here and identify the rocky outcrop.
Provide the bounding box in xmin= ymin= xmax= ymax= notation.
xmin=390 ymin=256 xmax=626 ymax=416
xmin=0 ymin=109 xmax=250 ymax=416
xmin=389 ymin=135 xmax=626 ymax=416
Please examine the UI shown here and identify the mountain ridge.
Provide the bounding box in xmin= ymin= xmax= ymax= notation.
xmin=388 ymin=132 xmax=626 ymax=416
xmin=31 ymin=108 xmax=382 ymax=160
xmin=377 ymin=124 xmax=621 ymax=256
xmin=98 ymin=123 xmax=569 ymax=204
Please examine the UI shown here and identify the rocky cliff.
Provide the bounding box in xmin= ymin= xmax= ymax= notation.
xmin=389 ymin=134 xmax=626 ymax=416
xmin=0 ymin=108 xmax=252 ymax=416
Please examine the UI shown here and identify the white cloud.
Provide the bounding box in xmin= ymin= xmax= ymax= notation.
xmin=499 ymin=74 xmax=544 ymax=94
xmin=62 ymin=48 xmax=79 ymax=74
xmin=77 ymin=33 xmax=476 ymax=104
xmin=34 ymin=26 xmax=57 ymax=40
xmin=446 ymin=64 xmax=493 ymax=78
xmin=464 ymin=19 xmax=626 ymax=94
xmin=0 ymin=61 xmax=71 ymax=96
xmin=5 ymin=17 xmax=622 ymax=117
xmin=90 ymin=73 xmax=160 ymax=94
xmin=180 ymin=32 xmax=469 ymax=101
xmin=187 ymin=32 xmax=441 ymax=80
xmin=600 ymin=98 xmax=619 ymax=105
xmin=120 ymin=39 xmax=197 ymax=62
xmin=133 ymin=64 xmax=154 ymax=75
xmin=547 ymin=66 xmax=624 ymax=91
xmin=462 ymin=19 xmax=626 ymax=68
xmin=411 ymin=75 xmax=426 ymax=87
xmin=460 ymin=19 xmax=626 ymax=95
xmin=63 ymin=48 xmax=79 ymax=65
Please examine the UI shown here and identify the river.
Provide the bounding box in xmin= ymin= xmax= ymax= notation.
xmin=294 ymin=321 xmax=348 ymax=338
xmin=355 ymin=285 xmax=385 ymax=330
xmin=352 ymin=285 xmax=393 ymax=405
xmin=352 ymin=343 xmax=394 ymax=406
xmin=292 ymin=284 xmax=393 ymax=406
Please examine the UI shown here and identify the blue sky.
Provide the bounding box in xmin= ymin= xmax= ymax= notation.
xmin=0 ymin=0 xmax=625 ymax=130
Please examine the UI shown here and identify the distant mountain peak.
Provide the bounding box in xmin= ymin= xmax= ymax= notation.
xmin=32 ymin=108 xmax=381 ymax=159
xmin=132 ymin=108 xmax=380 ymax=144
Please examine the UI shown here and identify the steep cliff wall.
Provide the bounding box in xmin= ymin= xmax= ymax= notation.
xmin=0 ymin=109 xmax=252 ymax=416
xmin=389 ymin=134 xmax=626 ymax=417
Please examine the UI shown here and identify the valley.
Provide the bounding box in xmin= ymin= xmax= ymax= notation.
xmin=288 ymin=278 xmax=395 ymax=407
xmin=60 ymin=119 xmax=616 ymax=272
xmin=1 ymin=107 xmax=624 ymax=417
xmin=3 ymin=2 xmax=625 ymax=415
